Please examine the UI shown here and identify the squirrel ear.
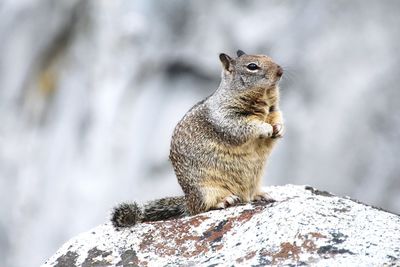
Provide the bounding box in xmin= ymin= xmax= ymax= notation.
xmin=237 ymin=50 xmax=246 ymax=57
xmin=219 ymin=53 xmax=233 ymax=72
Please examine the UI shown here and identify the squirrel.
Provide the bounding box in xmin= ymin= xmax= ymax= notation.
xmin=111 ymin=50 xmax=284 ymax=227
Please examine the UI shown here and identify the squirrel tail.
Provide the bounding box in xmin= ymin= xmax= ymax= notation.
xmin=111 ymin=196 xmax=187 ymax=228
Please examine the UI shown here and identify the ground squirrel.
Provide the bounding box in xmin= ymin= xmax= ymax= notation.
xmin=111 ymin=50 xmax=284 ymax=227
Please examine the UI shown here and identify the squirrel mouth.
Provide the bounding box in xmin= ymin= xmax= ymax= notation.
xmin=270 ymin=79 xmax=280 ymax=87
xmin=273 ymin=75 xmax=283 ymax=85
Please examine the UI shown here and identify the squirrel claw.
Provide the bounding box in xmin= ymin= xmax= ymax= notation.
xmin=215 ymin=195 xmax=240 ymax=209
xmin=271 ymin=123 xmax=284 ymax=139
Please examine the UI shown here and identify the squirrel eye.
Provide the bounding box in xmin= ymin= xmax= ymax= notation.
xmin=246 ymin=63 xmax=259 ymax=71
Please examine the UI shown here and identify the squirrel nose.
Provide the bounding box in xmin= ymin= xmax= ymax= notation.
xmin=276 ymin=65 xmax=283 ymax=77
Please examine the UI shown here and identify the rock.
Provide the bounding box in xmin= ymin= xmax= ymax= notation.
xmin=42 ymin=185 xmax=400 ymax=266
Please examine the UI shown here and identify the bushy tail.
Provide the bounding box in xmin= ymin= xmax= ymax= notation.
xmin=111 ymin=196 xmax=187 ymax=228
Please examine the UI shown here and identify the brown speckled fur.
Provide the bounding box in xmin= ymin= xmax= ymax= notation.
xmin=111 ymin=50 xmax=284 ymax=227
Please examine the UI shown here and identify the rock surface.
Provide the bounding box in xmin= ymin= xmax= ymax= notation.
xmin=42 ymin=185 xmax=400 ymax=266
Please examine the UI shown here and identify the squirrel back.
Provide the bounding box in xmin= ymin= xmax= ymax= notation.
xmin=112 ymin=50 xmax=284 ymax=228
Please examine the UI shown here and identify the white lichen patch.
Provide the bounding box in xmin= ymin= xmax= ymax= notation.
xmin=42 ymin=185 xmax=400 ymax=267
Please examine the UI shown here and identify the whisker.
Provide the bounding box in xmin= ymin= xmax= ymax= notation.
xmin=279 ymin=65 xmax=297 ymax=88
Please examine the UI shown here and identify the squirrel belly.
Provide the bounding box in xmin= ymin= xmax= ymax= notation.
xmin=111 ymin=50 xmax=284 ymax=227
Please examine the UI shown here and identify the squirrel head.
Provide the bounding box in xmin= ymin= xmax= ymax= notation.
xmin=219 ymin=50 xmax=283 ymax=91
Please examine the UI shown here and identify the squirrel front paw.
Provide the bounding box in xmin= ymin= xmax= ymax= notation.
xmin=271 ymin=123 xmax=284 ymax=138
xmin=258 ymin=123 xmax=274 ymax=139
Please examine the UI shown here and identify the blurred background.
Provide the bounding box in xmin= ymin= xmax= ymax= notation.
xmin=1 ymin=0 xmax=400 ymax=266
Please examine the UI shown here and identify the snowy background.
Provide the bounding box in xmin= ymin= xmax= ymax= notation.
xmin=1 ymin=1 xmax=399 ymax=266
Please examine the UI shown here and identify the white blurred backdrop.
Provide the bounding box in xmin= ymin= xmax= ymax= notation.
xmin=0 ymin=0 xmax=399 ymax=266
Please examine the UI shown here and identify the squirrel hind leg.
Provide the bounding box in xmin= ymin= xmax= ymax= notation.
xmin=215 ymin=195 xmax=241 ymax=209
xmin=252 ymin=191 xmax=276 ymax=203
xmin=111 ymin=202 xmax=143 ymax=228
xmin=198 ymin=186 xmax=241 ymax=211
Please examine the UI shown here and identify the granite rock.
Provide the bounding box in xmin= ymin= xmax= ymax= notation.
xmin=42 ymin=185 xmax=400 ymax=266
